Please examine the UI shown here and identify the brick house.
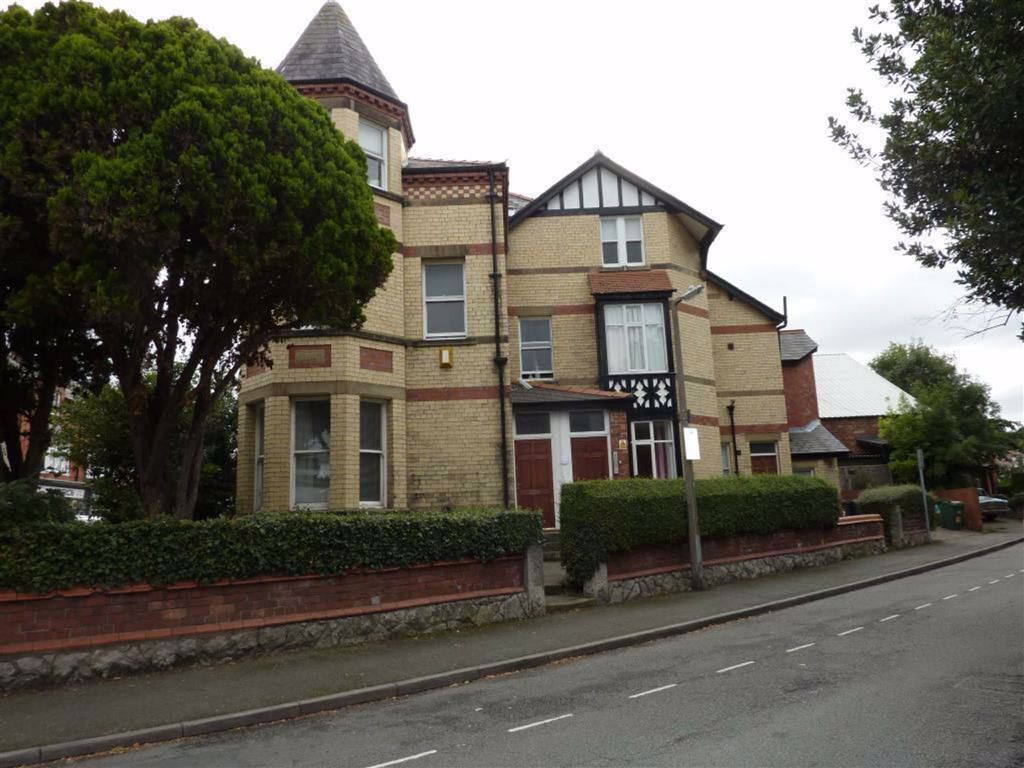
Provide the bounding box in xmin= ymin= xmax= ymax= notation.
xmin=236 ymin=2 xmax=797 ymax=526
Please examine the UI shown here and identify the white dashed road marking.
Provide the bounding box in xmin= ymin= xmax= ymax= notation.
xmin=1006 ymin=573 xmax=1016 ymax=578
xmin=717 ymin=661 xmax=755 ymax=674
xmin=837 ymin=627 xmax=863 ymax=636
xmin=628 ymin=684 xmax=677 ymax=699
xmin=915 ymin=603 xmax=933 ymax=610
xmin=364 ymin=751 xmax=438 ymax=768
xmin=942 ymin=594 xmax=958 ymax=600
xmin=786 ymin=643 xmax=815 ymax=653
xmin=968 ymin=586 xmax=981 ymax=592
xmin=508 ymin=714 xmax=573 ymax=733
xmin=879 ymin=614 xmax=900 ymax=622
xmin=988 ymin=579 xmax=1000 ymax=584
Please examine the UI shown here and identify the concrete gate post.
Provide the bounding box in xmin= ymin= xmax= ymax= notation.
xmin=523 ymin=543 xmax=546 ymax=615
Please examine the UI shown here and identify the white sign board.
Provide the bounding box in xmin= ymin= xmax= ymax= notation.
xmin=682 ymin=427 xmax=701 ymax=460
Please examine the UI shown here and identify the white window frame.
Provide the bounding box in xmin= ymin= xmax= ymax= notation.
xmin=600 ymin=215 xmax=645 ymax=267
xmin=422 ymin=261 xmax=467 ymax=339
xmin=519 ymin=317 xmax=554 ymax=380
xmin=358 ymin=119 xmax=387 ymax=191
xmin=630 ymin=420 xmax=677 ymax=479
xmin=514 ymin=411 xmax=552 ymax=439
xmin=749 ymin=441 xmax=778 ymax=459
xmin=604 ymin=302 xmax=667 ymax=374
xmin=721 ymin=442 xmax=732 ymax=476
xmin=359 ymin=400 xmax=387 ymax=508
xmin=254 ymin=404 xmax=265 ymax=511
xmin=291 ymin=397 xmax=331 ymax=510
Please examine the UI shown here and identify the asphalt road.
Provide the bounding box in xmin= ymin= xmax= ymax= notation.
xmin=77 ymin=545 xmax=1024 ymax=768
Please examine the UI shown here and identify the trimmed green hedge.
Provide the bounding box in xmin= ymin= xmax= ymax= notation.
xmin=0 ymin=508 xmax=543 ymax=594
xmin=856 ymin=485 xmax=936 ymax=542
xmin=560 ymin=475 xmax=840 ymax=586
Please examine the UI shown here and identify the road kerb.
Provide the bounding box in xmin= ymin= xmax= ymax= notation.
xmin=2 ymin=535 xmax=1019 ymax=768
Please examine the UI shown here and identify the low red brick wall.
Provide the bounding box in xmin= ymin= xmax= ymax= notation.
xmin=607 ymin=516 xmax=884 ymax=580
xmin=935 ymin=487 xmax=983 ymax=532
xmin=0 ymin=556 xmax=525 ymax=657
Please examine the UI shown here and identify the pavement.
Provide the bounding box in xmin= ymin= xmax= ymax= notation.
xmin=1 ymin=519 xmax=1021 ymax=766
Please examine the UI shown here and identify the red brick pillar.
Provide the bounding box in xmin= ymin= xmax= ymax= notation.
xmin=610 ymin=411 xmax=631 ymax=479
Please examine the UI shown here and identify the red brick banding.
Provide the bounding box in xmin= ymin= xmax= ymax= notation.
xmin=360 ymin=346 xmax=394 ymax=373
xmin=589 ymin=270 xmax=673 ymax=295
xmin=287 ymin=344 xmax=331 ymax=369
xmin=401 ymin=244 xmax=507 ymax=257
xmin=0 ymin=556 xmax=525 ymax=656
xmin=374 ymin=202 xmax=391 ymax=226
xmin=406 ymin=385 xmax=500 ymax=402
xmin=606 ymin=516 xmax=884 ymax=580
xmin=676 ymin=303 xmax=711 ymax=319
xmin=507 ymin=304 xmax=595 ymax=316
xmin=717 ymin=422 xmax=789 ymax=435
xmin=710 ymin=324 xmax=778 ymax=335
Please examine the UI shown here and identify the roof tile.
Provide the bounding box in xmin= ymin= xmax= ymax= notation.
xmin=590 ymin=270 xmax=673 ymax=296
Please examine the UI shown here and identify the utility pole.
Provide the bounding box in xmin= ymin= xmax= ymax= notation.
xmin=672 ymin=284 xmax=705 ymax=590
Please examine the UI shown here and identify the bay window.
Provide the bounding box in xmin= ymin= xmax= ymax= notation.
xmin=293 ymin=399 xmax=330 ymax=508
xmin=359 ymin=401 xmax=386 ymax=506
xmin=358 ymin=119 xmax=387 ymax=190
xmin=254 ymin=404 xmax=265 ymax=510
xmin=604 ymin=302 xmax=667 ymax=374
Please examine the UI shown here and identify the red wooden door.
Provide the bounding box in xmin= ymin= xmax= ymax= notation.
xmin=570 ymin=436 xmax=610 ymax=482
xmin=515 ymin=439 xmax=555 ymax=527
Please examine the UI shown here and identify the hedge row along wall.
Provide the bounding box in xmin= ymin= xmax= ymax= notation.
xmin=0 ymin=509 xmax=543 ymax=593
xmin=560 ymin=476 xmax=841 ymax=586
xmin=856 ymin=485 xmax=932 ymax=546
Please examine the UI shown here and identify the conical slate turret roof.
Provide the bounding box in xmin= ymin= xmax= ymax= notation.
xmin=277 ymin=1 xmax=398 ymax=101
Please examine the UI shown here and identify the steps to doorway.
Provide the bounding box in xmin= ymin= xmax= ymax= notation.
xmin=542 ymin=529 xmax=596 ymax=612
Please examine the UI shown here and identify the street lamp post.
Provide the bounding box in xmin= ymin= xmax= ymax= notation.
xmin=672 ymin=284 xmax=705 ymax=591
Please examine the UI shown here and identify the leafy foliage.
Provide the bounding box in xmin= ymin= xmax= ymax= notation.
xmin=856 ymin=484 xmax=936 ymax=541
xmin=829 ymin=1 xmax=1023 ymax=333
xmin=870 ymin=342 xmax=1019 ymax=487
xmin=559 ymin=476 xmax=840 ymax=586
xmin=0 ymin=508 xmax=543 ymax=593
xmin=0 ymin=480 xmax=74 ymax=534
xmin=0 ymin=2 xmax=395 ymax=517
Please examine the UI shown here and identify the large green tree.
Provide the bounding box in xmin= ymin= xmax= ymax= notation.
xmin=51 ymin=380 xmax=236 ymax=521
xmin=830 ymin=1 xmax=1024 ymax=334
xmin=0 ymin=2 xmax=395 ymax=517
xmin=871 ymin=342 xmax=1019 ymax=486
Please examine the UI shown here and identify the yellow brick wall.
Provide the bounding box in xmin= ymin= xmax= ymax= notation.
xmin=236 ymin=403 xmax=256 ymax=513
xmin=507 ymin=215 xmax=599 ymax=271
xmin=794 ymin=456 xmax=840 ymax=489
xmin=508 ymin=313 xmax=598 ymax=384
xmin=403 ymin=252 xmax=508 ymax=344
xmin=403 ymin=203 xmax=505 ymax=248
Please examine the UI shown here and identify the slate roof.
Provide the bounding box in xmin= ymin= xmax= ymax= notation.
xmin=405 ymin=157 xmax=497 ymax=170
xmin=814 ymin=353 xmax=916 ymax=418
xmin=277 ymin=2 xmax=399 ymax=101
xmin=780 ymin=329 xmax=818 ymax=362
xmin=510 ymin=381 xmax=631 ymax=407
xmin=788 ymin=420 xmax=849 ymax=456
xmin=590 ymin=270 xmax=673 ymax=296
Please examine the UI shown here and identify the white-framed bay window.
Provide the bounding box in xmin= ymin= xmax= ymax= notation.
xmin=632 ymin=420 xmax=677 ymax=479
xmin=519 ymin=317 xmax=553 ymax=379
xmin=358 ymin=119 xmax=387 ymax=190
xmin=604 ymin=302 xmax=667 ymax=374
xmin=601 ymin=216 xmax=644 ymax=266
xmin=292 ymin=398 xmax=330 ymax=508
xmin=254 ymin=404 xmax=265 ymax=510
xmin=359 ymin=400 xmax=386 ymax=507
xmin=423 ymin=261 xmax=466 ymax=338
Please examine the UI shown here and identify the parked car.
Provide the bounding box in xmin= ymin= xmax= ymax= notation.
xmin=977 ymin=488 xmax=1010 ymax=522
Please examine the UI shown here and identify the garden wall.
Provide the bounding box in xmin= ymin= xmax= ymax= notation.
xmin=0 ymin=546 xmax=544 ymax=692
xmin=584 ymin=515 xmax=885 ymax=603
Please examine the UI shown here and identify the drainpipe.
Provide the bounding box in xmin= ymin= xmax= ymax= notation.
xmin=727 ymin=400 xmax=740 ymax=475
xmin=488 ymin=169 xmax=510 ymax=508
xmin=777 ymin=296 xmax=788 ymax=330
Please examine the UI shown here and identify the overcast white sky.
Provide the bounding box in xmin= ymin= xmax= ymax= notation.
xmin=17 ymin=0 xmax=1023 ymax=421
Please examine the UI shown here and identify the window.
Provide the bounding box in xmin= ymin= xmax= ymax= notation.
xmin=358 ymin=120 xmax=387 ymax=189
xmin=42 ymin=450 xmax=69 ymax=476
xmin=632 ymin=420 xmax=676 ymax=479
xmin=721 ymin=443 xmax=732 ymax=475
xmin=749 ymin=441 xmax=779 ymax=476
xmin=423 ymin=262 xmax=466 ymax=338
xmin=600 ymin=216 xmax=644 ymax=266
xmin=604 ymin=303 xmax=667 ymax=374
xmin=794 ymin=467 xmax=816 ymax=477
xmin=360 ymin=401 xmax=386 ymax=506
xmin=569 ymin=410 xmax=606 ymax=434
xmin=515 ymin=411 xmax=551 ymax=437
xmin=293 ymin=399 xmax=330 ymax=508
xmin=519 ymin=317 xmax=553 ymax=379
xmin=254 ymin=404 xmax=265 ymax=510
